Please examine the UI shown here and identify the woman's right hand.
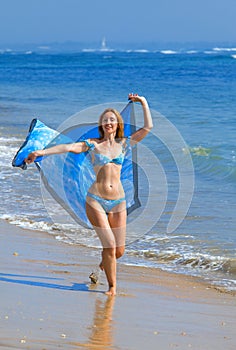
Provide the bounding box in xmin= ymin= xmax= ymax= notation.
xmin=25 ymin=150 xmax=44 ymax=164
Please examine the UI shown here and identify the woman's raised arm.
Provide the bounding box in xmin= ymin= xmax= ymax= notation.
xmin=128 ymin=93 xmax=153 ymax=144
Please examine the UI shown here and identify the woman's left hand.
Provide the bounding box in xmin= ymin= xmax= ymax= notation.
xmin=128 ymin=93 xmax=147 ymax=104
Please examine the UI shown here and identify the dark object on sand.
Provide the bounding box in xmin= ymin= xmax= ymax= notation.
xmin=89 ymin=272 xmax=98 ymax=284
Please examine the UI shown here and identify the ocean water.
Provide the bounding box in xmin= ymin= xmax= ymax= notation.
xmin=0 ymin=45 xmax=236 ymax=291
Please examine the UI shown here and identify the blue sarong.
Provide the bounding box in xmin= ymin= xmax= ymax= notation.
xmin=12 ymin=102 xmax=140 ymax=228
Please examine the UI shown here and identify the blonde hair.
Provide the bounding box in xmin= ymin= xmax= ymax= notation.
xmin=98 ymin=108 xmax=124 ymax=139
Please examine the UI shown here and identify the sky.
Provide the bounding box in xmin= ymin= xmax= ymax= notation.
xmin=0 ymin=0 xmax=235 ymax=46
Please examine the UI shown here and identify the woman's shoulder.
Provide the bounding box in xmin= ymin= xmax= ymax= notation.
xmin=121 ymin=136 xmax=136 ymax=148
xmin=117 ymin=136 xmax=135 ymax=151
xmin=119 ymin=136 xmax=131 ymax=143
xmin=85 ymin=138 xmax=100 ymax=143
xmin=82 ymin=138 xmax=99 ymax=150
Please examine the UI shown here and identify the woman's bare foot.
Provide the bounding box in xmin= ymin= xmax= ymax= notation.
xmin=105 ymin=286 xmax=116 ymax=296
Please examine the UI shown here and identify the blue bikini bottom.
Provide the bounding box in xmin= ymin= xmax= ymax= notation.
xmin=87 ymin=192 xmax=126 ymax=213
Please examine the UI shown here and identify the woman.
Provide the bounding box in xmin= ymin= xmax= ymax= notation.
xmin=25 ymin=93 xmax=153 ymax=296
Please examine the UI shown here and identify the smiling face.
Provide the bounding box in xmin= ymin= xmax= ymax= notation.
xmin=98 ymin=108 xmax=124 ymax=139
xmin=101 ymin=112 xmax=118 ymax=135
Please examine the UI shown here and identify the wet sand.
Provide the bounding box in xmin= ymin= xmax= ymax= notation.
xmin=0 ymin=219 xmax=235 ymax=350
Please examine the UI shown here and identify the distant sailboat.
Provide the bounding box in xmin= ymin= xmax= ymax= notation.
xmin=101 ymin=37 xmax=107 ymax=51
xmin=82 ymin=37 xmax=114 ymax=53
xmin=100 ymin=37 xmax=114 ymax=52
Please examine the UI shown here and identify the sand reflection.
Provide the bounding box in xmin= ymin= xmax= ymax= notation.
xmin=71 ymin=294 xmax=115 ymax=349
xmin=88 ymin=296 xmax=115 ymax=348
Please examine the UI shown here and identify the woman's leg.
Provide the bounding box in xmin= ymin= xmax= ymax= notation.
xmin=99 ymin=202 xmax=126 ymax=272
xmin=100 ymin=203 xmax=127 ymax=295
xmin=108 ymin=202 xmax=127 ymax=259
xmin=86 ymin=199 xmax=117 ymax=296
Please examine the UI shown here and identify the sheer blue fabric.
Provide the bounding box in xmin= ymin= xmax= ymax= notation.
xmin=12 ymin=102 xmax=140 ymax=228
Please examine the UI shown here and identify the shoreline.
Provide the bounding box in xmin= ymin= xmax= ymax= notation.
xmin=2 ymin=216 xmax=235 ymax=295
xmin=1 ymin=219 xmax=236 ymax=349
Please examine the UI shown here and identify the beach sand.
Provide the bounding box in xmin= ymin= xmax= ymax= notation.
xmin=0 ymin=219 xmax=235 ymax=350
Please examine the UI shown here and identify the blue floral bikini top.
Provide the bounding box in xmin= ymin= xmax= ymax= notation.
xmin=84 ymin=139 xmax=125 ymax=166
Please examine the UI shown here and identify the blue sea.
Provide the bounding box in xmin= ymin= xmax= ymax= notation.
xmin=0 ymin=44 xmax=236 ymax=291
